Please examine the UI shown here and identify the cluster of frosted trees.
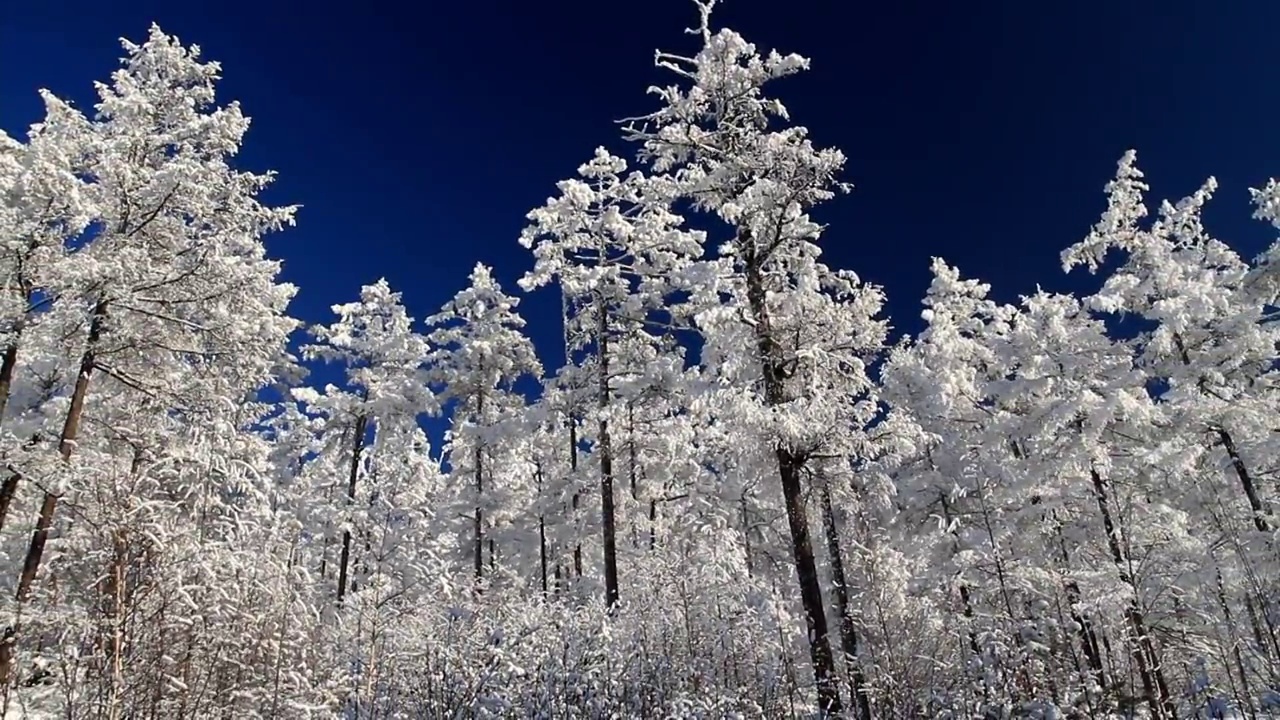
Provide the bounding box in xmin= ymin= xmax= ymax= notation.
xmin=0 ymin=2 xmax=1278 ymax=718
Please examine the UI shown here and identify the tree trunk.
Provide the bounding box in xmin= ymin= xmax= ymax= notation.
xmin=569 ymin=418 xmax=582 ymax=579
xmin=102 ymin=449 xmax=143 ymax=719
xmin=1030 ymin=485 xmax=1107 ymax=694
xmin=0 ymin=343 xmax=22 ymax=534
xmin=1172 ymin=334 xmax=1271 ymax=534
xmin=1217 ymin=429 xmax=1271 ymax=534
xmin=628 ymin=404 xmax=639 ymax=550
xmin=104 ymin=528 xmax=128 ymax=720
xmin=0 ymin=299 xmax=108 ymax=684
xmin=336 ymin=413 xmax=368 ymax=604
xmin=649 ymin=497 xmax=658 ymax=552
xmin=743 ymin=250 xmax=841 ymax=716
xmin=940 ymin=492 xmax=985 ymax=684
xmin=319 ymin=427 xmax=348 ymax=582
xmin=1215 ymin=568 xmax=1257 ymax=719
xmin=0 ymin=314 xmax=24 ymax=423
xmin=597 ymin=304 xmax=619 ymax=608
xmin=1090 ymin=469 xmax=1174 ymax=719
xmin=474 ymin=446 xmax=484 ymax=582
xmin=778 ymin=451 xmax=841 ymax=714
xmin=1059 ymin=532 xmax=1111 ymax=691
xmin=819 ymin=479 xmax=872 ymax=720
xmin=474 ymin=388 xmax=486 ymax=582
xmin=537 ymin=463 xmax=548 ymax=596
xmin=0 ymin=289 xmax=33 ymax=534
xmin=1243 ymin=593 xmax=1274 ymax=659
xmin=0 ymin=436 xmax=39 ymax=538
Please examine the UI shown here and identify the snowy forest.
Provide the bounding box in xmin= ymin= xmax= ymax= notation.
xmin=1 ymin=1 xmax=1279 ymax=718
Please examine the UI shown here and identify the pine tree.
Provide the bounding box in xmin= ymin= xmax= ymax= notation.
xmin=622 ymin=2 xmax=858 ymax=710
xmin=520 ymin=148 xmax=701 ymax=607
xmin=425 ymin=263 xmax=541 ymax=584
xmin=297 ymin=279 xmax=434 ymax=603
xmin=0 ymin=25 xmax=299 ymax=688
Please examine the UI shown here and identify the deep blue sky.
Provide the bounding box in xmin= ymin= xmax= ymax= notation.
xmin=4 ymin=0 xmax=1280 ymax=363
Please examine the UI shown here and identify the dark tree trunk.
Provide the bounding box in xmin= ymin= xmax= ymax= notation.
xmin=537 ymin=464 xmax=548 ymax=596
xmin=1215 ymin=568 xmax=1257 ymax=719
xmin=819 ymin=480 xmax=872 ymax=720
xmin=1218 ymin=429 xmax=1271 ymax=534
xmin=1065 ymin=575 xmax=1107 ymax=693
xmin=474 ymin=445 xmax=484 ymax=582
xmin=1032 ymin=488 xmax=1107 ymax=693
xmin=743 ymin=247 xmax=841 ymax=716
xmin=940 ymin=493 xmax=984 ymax=671
xmin=336 ymin=413 xmax=368 ymax=604
xmin=474 ymin=390 xmax=486 ymax=582
xmin=1090 ymin=469 xmax=1174 ymax=719
xmin=1 ymin=300 xmax=107 ymax=684
xmin=569 ymin=419 xmax=582 ymax=579
xmin=0 ymin=284 xmax=34 ymax=534
xmin=0 ymin=345 xmax=18 ymax=526
xmin=628 ymin=404 xmax=639 ymax=550
xmin=0 ymin=339 xmax=19 ymax=429
xmin=649 ymin=497 xmax=657 ymax=551
xmin=597 ymin=305 xmax=619 ymax=608
xmin=778 ymin=451 xmax=841 ymax=714
xmin=0 ymin=435 xmax=38 ymax=537
xmin=1243 ymin=593 xmax=1277 ymax=660
xmin=1170 ymin=333 xmax=1272 ymax=536
xmin=319 ymin=427 xmax=349 ymax=582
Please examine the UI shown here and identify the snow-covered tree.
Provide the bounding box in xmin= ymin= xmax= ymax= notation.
xmin=519 ymin=147 xmax=702 ymax=607
xmin=620 ymin=1 xmax=884 ymax=710
xmin=425 ymin=262 xmax=541 ymax=583
xmin=0 ymin=21 xmax=300 ymax=701
xmin=297 ymin=278 xmax=434 ymax=603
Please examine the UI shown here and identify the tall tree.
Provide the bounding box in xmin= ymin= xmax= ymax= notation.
xmin=1065 ymin=153 xmax=1275 ymax=534
xmin=1 ymin=25 xmax=299 ymax=685
xmin=0 ymin=97 xmax=95 ymax=532
xmin=425 ymin=263 xmax=541 ymax=583
xmin=520 ymin=148 xmax=701 ymax=607
xmin=622 ymin=1 xmax=861 ymax=710
xmin=298 ymin=279 xmax=434 ymax=603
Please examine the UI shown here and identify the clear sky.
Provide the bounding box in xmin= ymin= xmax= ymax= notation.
xmin=4 ymin=0 xmax=1279 ymax=358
